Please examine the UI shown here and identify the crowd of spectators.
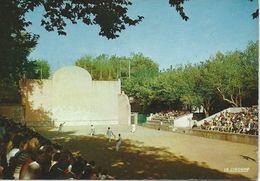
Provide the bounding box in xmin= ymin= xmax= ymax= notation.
xmin=0 ymin=116 xmax=114 ymax=179
xmin=151 ymin=110 xmax=189 ymax=124
xmin=200 ymin=106 xmax=258 ymax=135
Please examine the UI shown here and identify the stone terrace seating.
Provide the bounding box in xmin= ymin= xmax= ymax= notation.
xmin=200 ymin=106 xmax=258 ymax=135
xmin=143 ymin=110 xmax=190 ymax=131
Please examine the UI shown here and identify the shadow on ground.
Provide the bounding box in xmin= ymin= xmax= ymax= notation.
xmin=37 ymin=128 xmax=250 ymax=180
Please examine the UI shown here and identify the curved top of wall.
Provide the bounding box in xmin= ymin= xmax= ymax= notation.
xmin=52 ymin=66 xmax=92 ymax=90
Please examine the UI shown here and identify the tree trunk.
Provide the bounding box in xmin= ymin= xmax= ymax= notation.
xmin=217 ymin=87 xmax=238 ymax=107
xmin=202 ymin=103 xmax=210 ymax=117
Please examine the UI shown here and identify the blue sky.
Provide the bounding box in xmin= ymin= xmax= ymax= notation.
xmin=26 ymin=0 xmax=258 ymax=72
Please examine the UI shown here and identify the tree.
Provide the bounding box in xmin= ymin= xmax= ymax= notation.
xmin=121 ymin=53 xmax=159 ymax=111
xmin=240 ymin=41 xmax=258 ymax=105
xmin=197 ymin=42 xmax=258 ymax=110
xmin=216 ymin=51 xmax=245 ymax=107
xmin=2 ymin=0 xmax=257 ymax=84
xmin=197 ymin=58 xmax=223 ymax=117
xmin=0 ymin=0 xmax=143 ymax=84
xmin=249 ymin=0 xmax=259 ymax=19
xmin=180 ymin=64 xmax=202 ymax=112
xmin=1 ymin=0 xmax=144 ymax=39
xmin=170 ymin=0 xmax=258 ymax=20
xmin=0 ymin=0 xmax=193 ymax=82
xmin=129 ymin=53 xmax=159 ymax=79
xmin=75 ymin=54 xmax=118 ymax=80
xmin=75 ymin=55 xmax=94 ymax=74
xmin=0 ymin=0 xmax=38 ymax=83
xmin=34 ymin=59 xmax=51 ymax=79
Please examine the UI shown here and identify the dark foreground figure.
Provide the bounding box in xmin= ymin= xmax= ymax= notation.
xmin=0 ymin=117 xmax=113 ymax=179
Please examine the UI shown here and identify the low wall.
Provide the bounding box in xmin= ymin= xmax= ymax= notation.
xmin=173 ymin=113 xmax=193 ymax=128
xmin=174 ymin=128 xmax=258 ymax=145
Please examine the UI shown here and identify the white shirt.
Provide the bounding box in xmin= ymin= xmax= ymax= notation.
xmin=6 ymin=148 xmax=19 ymax=165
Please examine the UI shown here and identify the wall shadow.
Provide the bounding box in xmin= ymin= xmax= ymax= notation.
xmin=20 ymin=79 xmax=54 ymax=127
xmin=37 ymin=128 xmax=251 ymax=180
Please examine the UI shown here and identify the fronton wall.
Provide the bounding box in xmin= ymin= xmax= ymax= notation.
xmin=20 ymin=66 xmax=130 ymax=126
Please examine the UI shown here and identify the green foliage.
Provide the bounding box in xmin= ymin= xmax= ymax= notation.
xmin=22 ymin=59 xmax=51 ymax=79
xmin=33 ymin=59 xmax=51 ymax=79
xmin=1 ymin=0 xmax=144 ymax=39
xmin=1 ymin=0 xmax=257 ymax=113
xmin=75 ymin=53 xmax=159 ymax=112
xmin=75 ymin=54 xmax=119 ymax=80
xmin=0 ymin=0 xmax=197 ymax=89
xmin=0 ymin=0 xmax=37 ymax=83
xmin=74 ymin=41 xmax=257 ymax=114
xmin=75 ymin=53 xmax=159 ymax=81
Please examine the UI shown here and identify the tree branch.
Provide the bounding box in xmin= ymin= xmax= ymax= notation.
xmin=217 ymin=87 xmax=238 ymax=107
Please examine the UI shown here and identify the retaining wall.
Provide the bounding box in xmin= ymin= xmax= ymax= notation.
xmin=174 ymin=128 xmax=258 ymax=145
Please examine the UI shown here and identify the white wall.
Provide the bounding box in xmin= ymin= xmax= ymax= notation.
xmin=118 ymin=93 xmax=131 ymax=125
xmin=173 ymin=114 xmax=194 ymax=128
xmin=21 ymin=66 xmax=130 ymax=126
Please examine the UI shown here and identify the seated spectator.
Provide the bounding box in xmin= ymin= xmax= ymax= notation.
xmin=28 ymin=150 xmax=52 ymax=179
xmin=71 ymin=156 xmax=86 ymax=179
xmin=49 ymin=150 xmax=74 ymax=179
xmin=200 ymin=106 xmax=258 ymax=135
xmin=97 ymin=167 xmax=115 ymax=180
xmin=82 ymin=163 xmax=93 ymax=179
xmin=6 ymin=134 xmax=23 ymax=166
xmin=0 ymin=116 xmax=118 ymax=180
xmin=11 ymin=137 xmax=40 ymax=179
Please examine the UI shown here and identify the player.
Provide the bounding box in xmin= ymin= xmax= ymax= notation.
xmin=115 ymin=134 xmax=122 ymax=151
xmin=58 ymin=122 xmax=65 ymax=134
xmin=106 ymin=127 xmax=115 ymax=142
xmin=90 ymin=125 xmax=95 ymax=136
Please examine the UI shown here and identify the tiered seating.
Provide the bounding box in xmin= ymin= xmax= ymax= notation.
xmin=144 ymin=110 xmax=190 ymax=131
xmin=200 ymin=106 xmax=258 ymax=135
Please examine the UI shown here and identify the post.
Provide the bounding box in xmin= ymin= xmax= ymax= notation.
xmin=40 ymin=64 xmax=42 ymax=79
xmin=128 ymin=59 xmax=131 ymax=79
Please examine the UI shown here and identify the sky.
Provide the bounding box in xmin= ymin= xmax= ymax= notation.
xmin=26 ymin=0 xmax=258 ymax=72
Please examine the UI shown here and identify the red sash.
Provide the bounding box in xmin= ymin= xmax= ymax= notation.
xmin=19 ymin=159 xmax=33 ymax=179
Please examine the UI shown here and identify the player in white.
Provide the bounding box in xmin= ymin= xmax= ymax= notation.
xmin=116 ymin=134 xmax=122 ymax=151
xmin=58 ymin=122 xmax=65 ymax=134
xmin=106 ymin=127 xmax=115 ymax=142
xmin=131 ymin=124 xmax=136 ymax=133
xmin=90 ymin=125 xmax=95 ymax=136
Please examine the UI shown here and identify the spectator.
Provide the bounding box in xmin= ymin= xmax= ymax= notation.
xmin=0 ymin=116 xmax=116 ymax=180
xmin=8 ymin=137 xmax=40 ymax=179
xmin=6 ymin=134 xmax=23 ymax=166
xmin=200 ymin=106 xmax=258 ymax=135
xmin=49 ymin=150 xmax=73 ymax=179
xmin=71 ymin=156 xmax=86 ymax=179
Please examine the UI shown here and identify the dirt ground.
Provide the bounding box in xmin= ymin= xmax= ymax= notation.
xmin=36 ymin=125 xmax=258 ymax=180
